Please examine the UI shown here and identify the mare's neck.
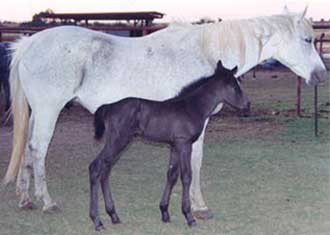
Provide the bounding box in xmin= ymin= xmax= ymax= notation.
xmin=198 ymin=16 xmax=282 ymax=76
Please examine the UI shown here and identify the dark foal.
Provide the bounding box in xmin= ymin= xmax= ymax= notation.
xmin=89 ymin=61 xmax=250 ymax=230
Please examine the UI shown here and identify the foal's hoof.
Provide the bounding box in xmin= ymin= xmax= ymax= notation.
xmin=95 ymin=223 xmax=106 ymax=231
xmin=111 ymin=216 xmax=121 ymax=224
xmin=43 ymin=203 xmax=62 ymax=214
xmin=188 ymin=219 xmax=197 ymax=227
xmin=19 ymin=200 xmax=37 ymax=210
xmin=161 ymin=212 xmax=170 ymax=223
xmin=192 ymin=209 xmax=213 ymax=220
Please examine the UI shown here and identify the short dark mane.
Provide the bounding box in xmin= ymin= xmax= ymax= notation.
xmin=177 ymin=73 xmax=217 ymax=98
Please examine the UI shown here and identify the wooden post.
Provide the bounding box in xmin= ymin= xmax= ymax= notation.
xmin=313 ymin=33 xmax=325 ymax=137
xmin=296 ymin=76 xmax=302 ymax=117
xmin=314 ymin=85 xmax=318 ymax=137
xmin=142 ymin=26 xmax=148 ymax=36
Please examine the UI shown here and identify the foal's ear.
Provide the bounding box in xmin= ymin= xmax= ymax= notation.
xmin=216 ymin=60 xmax=225 ymax=71
xmin=230 ymin=66 xmax=238 ymax=75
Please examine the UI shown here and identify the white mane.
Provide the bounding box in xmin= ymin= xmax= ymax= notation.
xmin=195 ymin=13 xmax=315 ymax=76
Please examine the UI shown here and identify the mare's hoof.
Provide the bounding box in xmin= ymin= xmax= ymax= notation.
xmin=192 ymin=209 xmax=213 ymax=220
xmin=19 ymin=200 xmax=37 ymax=210
xmin=188 ymin=219 xmax=197 ymax=227
xmin=43 ymin=203 xmax=62 ymax=214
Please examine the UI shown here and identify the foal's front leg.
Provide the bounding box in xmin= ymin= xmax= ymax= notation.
xmin=159 ymin=147 xmax=180 ymax=223
xmin=178 ymin=143 xmax=196 ymax=226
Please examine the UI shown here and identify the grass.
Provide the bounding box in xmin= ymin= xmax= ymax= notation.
xmin=0 ymin=71 xmax=329 ymax=235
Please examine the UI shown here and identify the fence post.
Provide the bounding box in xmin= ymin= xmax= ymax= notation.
xmin=314 ymin=85 xmax=318 ymax=137
xmin=296 ymin=76 xmax=302 ymax=117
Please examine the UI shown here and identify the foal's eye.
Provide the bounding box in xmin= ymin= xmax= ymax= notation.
xmin=303 ymin=38 xmax=312 ymax=44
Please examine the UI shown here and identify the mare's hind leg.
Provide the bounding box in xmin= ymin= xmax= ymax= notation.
xmin=28 ymin=106 xmax=63 ymax=212
xmin=159 ymin=146 xmax=180 ymax=223
xmin=16 ymin=116 xmax=37 ymax=210
xmin=177 ymin=142 xmax=196 ymax=226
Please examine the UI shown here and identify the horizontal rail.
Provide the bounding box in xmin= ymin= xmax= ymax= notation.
xmin=0 ymin=24 xmax=167 ymax=34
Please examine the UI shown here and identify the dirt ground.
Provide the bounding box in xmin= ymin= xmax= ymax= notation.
xmin=0 ymin=69 xmax=329 ymax=235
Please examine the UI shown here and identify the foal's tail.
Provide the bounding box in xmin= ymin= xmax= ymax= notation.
xmin=94 ymin=106 xmax=106 ymax=141
xmin=3 ymin=38 xmax=31 ymax=185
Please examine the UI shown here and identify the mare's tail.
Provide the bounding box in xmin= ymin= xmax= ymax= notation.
xmin=94 ymin=106 xmax=106 ymax=140
xmin=3 ymin=38 xmax=31 ymax=185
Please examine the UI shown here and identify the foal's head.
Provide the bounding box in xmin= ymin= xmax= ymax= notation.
xmin=215 ymin=61 xmax=250 ymax=115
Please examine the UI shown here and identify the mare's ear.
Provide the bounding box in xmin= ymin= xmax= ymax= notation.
xmin=283 ymin=5 xmax=290 ymax=15
xmin=294 ymin=6 xmax=308 ymax=25
xmin=231 ymin=66 xmax=238 ymax=75
xmin=299 ymin=6 xmax=308 ymax=21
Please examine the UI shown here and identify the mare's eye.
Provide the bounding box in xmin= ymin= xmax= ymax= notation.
xmin=304 ymin=38 xmax=312 ymax=44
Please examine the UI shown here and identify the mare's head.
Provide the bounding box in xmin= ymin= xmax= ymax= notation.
xmin=215 ymin=61 xmax=250 ymax=115
xmin=273 ymin=7 xmax=327 ymax=85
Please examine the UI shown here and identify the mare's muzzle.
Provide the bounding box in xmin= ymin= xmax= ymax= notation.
xmin=308 ymin=68 xmax=329 ymax=86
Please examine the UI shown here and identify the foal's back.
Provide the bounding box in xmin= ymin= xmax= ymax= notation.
xmin=100 ymin=95 xmax=204 ymax=144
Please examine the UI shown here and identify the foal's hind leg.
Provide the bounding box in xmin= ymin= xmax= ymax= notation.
xmin=100 ymin=135 xmax=133 ymax=224
xmin=159 ymin=147 xmax=180 ymax=223
xmin=89 ymin=157 xmax=105 ymax=230
xmin=90 ymin=135 xmax=132 ymax=230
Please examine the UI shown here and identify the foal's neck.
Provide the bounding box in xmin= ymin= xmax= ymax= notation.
xmin=186 ymin=77 xmax=225 ymax=119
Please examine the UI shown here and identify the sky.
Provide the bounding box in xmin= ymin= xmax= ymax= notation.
xmin=1 ymin=0 xmax=329 ymax=23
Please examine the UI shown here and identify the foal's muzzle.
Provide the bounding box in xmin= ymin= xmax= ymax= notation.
xmin=238 ymin=102 xmax=251 ymax=117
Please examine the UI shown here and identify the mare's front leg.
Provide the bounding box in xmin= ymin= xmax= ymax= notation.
xmin=190 ymin=119 xmax=213 ymax=219
xmin=178 ymin=142 xmax=196 ymax=226
xmin=159 ymin=146 xmax=180 ymax=223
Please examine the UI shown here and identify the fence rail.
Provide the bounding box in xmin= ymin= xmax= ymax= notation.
xmin=0 ymin=24 xmax=168 ymax=41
